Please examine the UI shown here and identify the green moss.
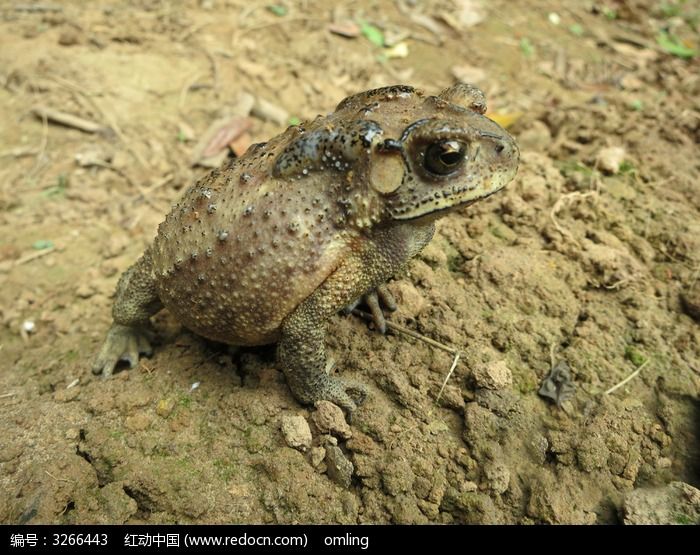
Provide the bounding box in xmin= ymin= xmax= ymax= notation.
xmin=489 ymin=224 xmax=516 ymax=242
xmin=558 ymin=160 xmax=594 ymax=178
xmin=515 ymin=371 xmax=538 ymax=394
xmin=42 ymin=174 xmax=68 ymax=198
xmin=619 ymin=160 xmax=636 ymax=174
xmin=213 ymin=458 xmax=238 ymax=481
xmin=519 ymin=37 xmax=534 ymax=57
xmin=674 ymin=513 xmax=694 ymax=524
xmin=447 ymin=253 xmax=464 ymax=273
xmin=602 ymin=7 xmax=617 ymax=19
xmin=624 ymin=345 xmax=647 ymax=368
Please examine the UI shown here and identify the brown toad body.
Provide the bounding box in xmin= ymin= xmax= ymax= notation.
xmin=93 ymin=84 xmax=519 ymax=413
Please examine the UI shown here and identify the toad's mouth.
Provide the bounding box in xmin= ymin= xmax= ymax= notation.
xmin=391 ymin=185 xmax=504 ymax=222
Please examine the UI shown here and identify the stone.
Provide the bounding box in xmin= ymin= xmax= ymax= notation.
xmin=280 ymin=415 xmax=312 ymax=451
xmin=325 ymin=445 xmax=354 ymax=489
xmin=472 ymin=360 xmax=512 ymax=390
xmin=312 ymin=401 xmax=352 ymax=440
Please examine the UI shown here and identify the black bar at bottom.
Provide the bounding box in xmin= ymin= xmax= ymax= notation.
xmin=0 ymin=524 xmax=689 ymax=553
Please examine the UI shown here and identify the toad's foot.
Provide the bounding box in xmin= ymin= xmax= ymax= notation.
xmin=92 ymin=324 xmax=154 ymax=378
xmin=286 ymin=369 xmax=367 ymax=415
xmin=343 ymin=284 xmax=397 ymax=334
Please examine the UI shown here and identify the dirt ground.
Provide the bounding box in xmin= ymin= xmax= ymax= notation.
xmin=1 ymin=0 xmax=699 ymax=525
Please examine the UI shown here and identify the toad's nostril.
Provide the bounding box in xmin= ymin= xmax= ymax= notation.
xmin=495 ymin=143 xmax=505 ymax=154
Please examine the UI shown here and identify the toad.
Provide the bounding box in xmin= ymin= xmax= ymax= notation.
xmin=93 ymin=83 xmax=519 ymax=413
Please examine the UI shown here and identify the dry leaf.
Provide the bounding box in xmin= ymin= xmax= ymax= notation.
xmin=328 ymin=21 xmax=360 ymax=38
xmin=407 ymin=12 xmax=446 ymax=44
xmin=191 ymin=116 xmax=252 ymax=167
xmin=437 ymin=0 xmax=485 ymax=31
xmin=230 ymin=132 xmax=253 ymax=158
xmin=487 ymin=112 xmax=522 ymax=129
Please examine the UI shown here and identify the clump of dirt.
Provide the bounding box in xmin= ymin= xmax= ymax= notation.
xmin=0 ymin=0 xmax=698 ymax=524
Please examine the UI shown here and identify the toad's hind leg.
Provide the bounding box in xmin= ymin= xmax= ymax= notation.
xmin=92 ymin=251 xmax=163 ymax=377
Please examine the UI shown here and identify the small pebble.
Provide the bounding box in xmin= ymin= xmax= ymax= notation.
xmin=321 ymin=434 xmax=338 ymax=446
xmin=75 ymin=284 xmax=95 ymax=299
xmin=58 ymin=29 xmax=80 ymax=46
xmin=312 ymin=401 xmax=352 ymax=440
xmin=325 ymin=445 xmax=354 ymax=489
xmin=472 ymin=360 xmax=513 ymax=390
xmin=484 ymin=461 xmax=511 ymax=494
xmin=156 ymin=398 xmax=175 ymax=418
xmin=596 ymin=146 xmax=627 ymax=174
xmin=280 ymin=415 xmax=312 ymax=452
xmin=460 ymin=480 xmax=478 ymax=493
xmin=54 ymin=388 xmax=79 ymax=403
xmin=309 ymin=446 xmax=326 ymax=468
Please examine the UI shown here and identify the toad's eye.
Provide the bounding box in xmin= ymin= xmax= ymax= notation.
xmin=424 ymin=140 xmax=466 ymax=176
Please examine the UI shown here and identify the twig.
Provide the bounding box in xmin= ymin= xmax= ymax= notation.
xmin=436 ymin=352 xmax=460 ymax=404
xmin=351 ymin=308 xmax=464 ymax=405
xmin=133 ymin=172 xmax=174 ymax=201
xmin=0 ymin=392 xmax=17 ymax=399
xmin=203 ymin=48 xmax=219 ymax=95
xmin=45 ymin=470 xmax=73 ymax=483
xmin=48 ymin=76 xmax=150 ymax=170
xmin=85 ymin=160 xmax=138 ymax=188
xmin=27 ymin=108 xmax=49 ymax=181
xmin=13 ymin=247 xmax=56 ymax=267
xmin=352 ymin=309 xmax=461 ymax=356
xmin=603 ymin=276 xmax=637 ymax=290
xmin=179 ymin=72 xmax=207 ymax=112
xmin=14 ymin=4 xmax=62 ymax=12
xmin=31 ymin=105 xmax=105 ymax=134
xmin=603 ymin=359 xmax=648 ymax=396
xmin=549 ymin=190 xmax=597 ymax=247
xmin=0 ymin=147 xmax=38 ymax=158
xmin=549 ymin=343 xmax=556 ymax=368
xmin=181 ymin=21 xmax=211 ymax=42
xmin=235 ymin=17 xmax=326 ymax=38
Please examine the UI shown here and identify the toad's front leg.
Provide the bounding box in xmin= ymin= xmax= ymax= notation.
xmin=278 ymin=223 xmax=434 ymax=413
xmin=277 ymin=252 xmax=390 ymax=414
xmin=278 ymin=291 xmax=368 ymax=414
